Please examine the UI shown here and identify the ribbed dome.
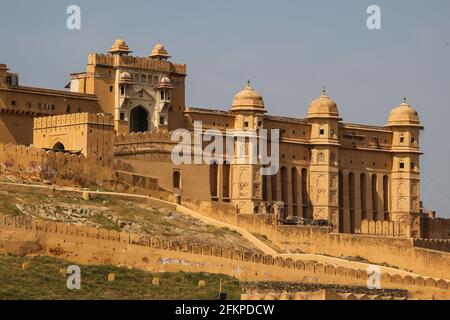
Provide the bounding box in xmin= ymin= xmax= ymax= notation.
xmin=231 ymin=82 xmax=265 ymax=112
xmin=150 ymin=43 xmax=171 ymax=59
xmin=119 ymin=71 xmax=132 ymax=83
xmin=109 ymin=38 xmax=131 ymax=55
xmin=388 ymin=98 xmax=420 ymax=127
xmin=158 ymin=76 xmax=173 ymax=88
xmin=307 ymin=89 xmax=340 ymax=119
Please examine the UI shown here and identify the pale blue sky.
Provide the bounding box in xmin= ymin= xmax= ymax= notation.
xmin=1 ymin=0 xmax=449 ymax=217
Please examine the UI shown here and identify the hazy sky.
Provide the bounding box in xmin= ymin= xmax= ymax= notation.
xmin=1 ymin=0 xmax=449 ymax=217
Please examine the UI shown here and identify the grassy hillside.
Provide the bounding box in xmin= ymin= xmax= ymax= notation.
xmin=0 ymin=254 xmax=241 ymax=300
xmin=0 ymin=188 xmax=260 ymax=253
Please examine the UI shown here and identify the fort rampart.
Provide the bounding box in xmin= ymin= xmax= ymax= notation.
xmin=114 ymin=131 xmax=175 ymax=155
xmin=0 ymin=143 xmax=112 ymax=186
xmin=0 ymin=214 xmax=449 ymax=299
xmin=180 ymin=198 xmax=450 ymax=280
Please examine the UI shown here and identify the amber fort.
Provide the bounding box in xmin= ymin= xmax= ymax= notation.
xmin=0 ymin=38 xmax=449 ymax=300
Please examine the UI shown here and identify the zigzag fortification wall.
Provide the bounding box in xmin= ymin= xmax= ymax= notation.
xmin=180 ymin=198 xmax=450 ymax=280
xmin=0 ymin=214 xmax=449 ymax=300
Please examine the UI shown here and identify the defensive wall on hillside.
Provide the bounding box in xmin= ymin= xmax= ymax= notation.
xmin=0 ymin=214 xmax=449 ymax=300
xmin=179 ymin=197 xmax=450 ymax=280
xmin=0 ymin=143 xmax=111 ymax=186
xmin=0 ymin=179 xmax=448 ymax=280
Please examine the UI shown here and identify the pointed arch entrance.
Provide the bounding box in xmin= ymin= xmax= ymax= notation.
xmin=130 ymin=106 xmax=149 ymax=133
xmin=53 ymin=142 xmax=65 ymax=151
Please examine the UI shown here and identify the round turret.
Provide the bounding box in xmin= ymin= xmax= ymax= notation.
xmin=119 ymin=71 xmax=132 ymax=83
xmin=231 ymin=81 xmax=265 ymax=112
xmin=387 ymin=98 xmax=421 ymax=127
xmin=307 ymin=89 xmax=340 ymax=119
xmin=158 ymin=76 xmax=173 ymax=88
xmin=109 ymin=38 xmax=132 ymax=55
xmin=150 ymin=43 xmax=171 ymax=60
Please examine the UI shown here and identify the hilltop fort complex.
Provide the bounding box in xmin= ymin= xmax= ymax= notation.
xmin=0 ymin=39 xmax=449 ymax=299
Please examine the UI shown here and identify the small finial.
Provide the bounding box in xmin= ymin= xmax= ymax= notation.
xmin=403 ymin=96 xmax=407 ymax=103
xmin=322 ymin=86 xmax=327 ymax=95
xmin=247 ymin=79 xmax=251 ymax=87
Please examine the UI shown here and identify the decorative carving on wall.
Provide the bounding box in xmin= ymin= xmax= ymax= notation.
xmin=330 ymin=174 xmax=338 ymax=189
xmin=314 ymin=207 xmax=327 ymax=220
xmin=254 ymin=183 xmax=261 ymax=198
xmin=239 ymin=182 xmax=249 ymax=197
xmin=239 ymin=167 xmax=250 ymax=181
xmin=316 ymin=189 xmax=326 ymax=202
xmin=330 ymin=190 xmax=337 ymax=205
xmin=411 ymin=183 xmax=419 ymax=196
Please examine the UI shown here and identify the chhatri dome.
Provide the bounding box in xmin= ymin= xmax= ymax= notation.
xmin=231 ymin=81 xmax=265 ymax=112
xmin=150 ymin=43 xmax=171 ymax=60
xmin=307 ymin=88 xmax=340 ymax=119
xmin=158 ymin=76 xmax=174 ymax=89
xmin=387 ymin=97 xmax=421 ymax=127
xmin=109 ymin=38 xmax=132 ymax=55
xmin=119 ymin=71 xmax=132 ymax=83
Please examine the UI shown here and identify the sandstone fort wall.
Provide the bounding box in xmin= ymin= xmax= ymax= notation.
xmin=0 ymin=143 xmax=112 ymax=186
xmin=179 ymin=197 xmax=450 ymax=279
xmin=1 ymin=214 xmax=449 ymax=298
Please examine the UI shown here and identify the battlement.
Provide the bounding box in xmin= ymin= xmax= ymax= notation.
xmin=115 ymin=130 xmax=173 ymax=145
xmin=1 ymin=213 xmax=448 ymax=292
xmin=114 ymin=130 xmax=175 ymax=155
xmin=88 ymin=53 xmax=187 ymax=75
xmin=358 ymin=219 xmax=410 ymax=237
xmin=414 ymin=239 xmax=450 ymax=253
xmin=242 ymin=290 xmax=407 ymax=300
xmin=0 ymin=142 xmax=112 ymax=186
xmin=34 ymin=113 xmax=114 ymax=129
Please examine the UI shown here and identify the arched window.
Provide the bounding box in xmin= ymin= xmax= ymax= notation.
xmin=349 ymin=172 xmax=355 ymax=233
xmin=271 ymin=174 xmax=277 ymax=201
xmin=338 ymin=171 xmax=344 ymax=232
xmin=372 ymin=175 xmax=378 ymax=220
xmin=210 ymin=162 xmax=218 ymax=200
xmin=383 ymin=175 xmax=389 ymax=219
xmin=301 ymin=168 xmax=309 ymax=218
xmin=53 ymin=142 xmax=65 ymax=151
xmin=173 ymin=171 xmax=181 ymax=189
xmin=223 ymin=162 xmax=231 ymax=200
xmin=360 ymin=173 xmax=367 ymax=220
xmin=130 ymin=106 xmax=149 ymax=133
xmin=280 ymin=167 xmax=288 ymax=217
xmin=291 ymin=168 xmax=298 ymax=216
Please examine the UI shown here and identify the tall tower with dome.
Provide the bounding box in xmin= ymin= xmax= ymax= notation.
xmin=69 ymin=39 xmax=187 ymax=134
xmin=387 ymin=98 xmax=423 ymax=224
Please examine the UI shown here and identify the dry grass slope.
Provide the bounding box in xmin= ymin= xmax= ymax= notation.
xmin=0 ymin=254 xmax=241 ymax=300
xmin=0 ymin=190 xmax=260 ymax=253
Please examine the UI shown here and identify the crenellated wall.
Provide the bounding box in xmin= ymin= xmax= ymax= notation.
xmin=358 ymin=219 xmax=410 ymax=237
xmin=242 ymin=290 xmax=407 ymax=300
xmin=34 ymin=112 xmax=114 ymax=129
xmin=1 ymin=214 xmax=449 ymax=299
xmin=414 ymin=239 xmax=450 ymax=253
xmin=0 ymin=143 xmax=112 ymax=187
xmin=114 ymin=130 xmax=175 ymax=155
xmin=33 ymin=113 xmax=115 ymax=162
xmin=421 ymin=218 xmax=450 ymax=239
xmin=88 ymin=54 xmax=187 ymax=75
xmin=178 ymin=198 xmax=450 ymax=280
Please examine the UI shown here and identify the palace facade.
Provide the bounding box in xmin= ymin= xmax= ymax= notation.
xmin=0 ymin=39 xmax=435 ymax=236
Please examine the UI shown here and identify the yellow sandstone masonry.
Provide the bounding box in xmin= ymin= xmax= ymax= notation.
xmin=0 ymin=214 xmax=449 ymax=300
